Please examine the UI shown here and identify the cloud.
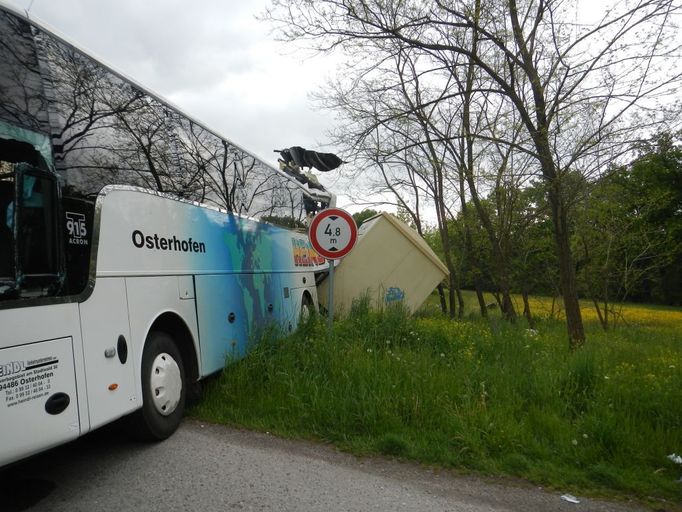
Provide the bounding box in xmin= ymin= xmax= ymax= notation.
xmin=26 ymin=0 xmax=261 ymax=89
xmin=171 ymin=86 xmax=329 ymax=144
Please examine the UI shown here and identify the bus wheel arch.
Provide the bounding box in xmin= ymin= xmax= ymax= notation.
xmin=149 ymin=312 xmax=199 ymax=389
xmin=131 ymin=313 xmax=199 ymax=440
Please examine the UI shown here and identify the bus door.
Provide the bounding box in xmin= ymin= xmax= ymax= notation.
xmin=195 ymin=274 xmax=250 ymax=376
xmin=0 ymin=328 xmax=81 ymax=467
xmin=0 ymin=160 xmax=83 ymax=467
xmin=78 ymin=276 xmax=137 ymax=430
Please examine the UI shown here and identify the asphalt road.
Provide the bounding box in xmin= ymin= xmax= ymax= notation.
xmin=1 ymin=419 xmax=649 ymax=512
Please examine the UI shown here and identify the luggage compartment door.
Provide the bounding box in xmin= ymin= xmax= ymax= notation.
xmin=0 ymin=337 xmax=79 ymax=467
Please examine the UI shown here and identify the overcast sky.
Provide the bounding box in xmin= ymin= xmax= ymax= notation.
xmin=9 ymin=0 xmax=349 ymax=202
xmin=6 ymin=0 xmax=635 ymax=220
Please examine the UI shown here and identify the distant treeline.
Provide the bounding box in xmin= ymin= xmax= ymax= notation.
xmin=419 ymin=132 xmax=682 ymax=310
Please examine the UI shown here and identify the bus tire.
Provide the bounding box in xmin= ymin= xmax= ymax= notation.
xmin=132 ymin=330 xmax=186 ymax=441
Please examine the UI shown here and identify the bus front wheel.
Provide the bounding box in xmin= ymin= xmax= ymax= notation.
xmin=133 ymin=330 xmax=186 ymax=440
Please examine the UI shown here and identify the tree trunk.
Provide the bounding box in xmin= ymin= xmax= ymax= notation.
xmin=509 ymin=0 xmax=585 ymax=349
xmin=438 ymin=214 xmax=457 ymax=320
xmin=493 ymin=291 xmax=503 ymax=310
xmin=522 ymin=290 xmax=535 ymax=328
xmin=475 ymin=281 xmax=487 ymax=318
xmin=547 ymin=184 xmax=586 ymax=349
xmin=448 ymin=275 xmax=457 ymax=319
xmin=499 ymin=277 xmax=517 ymax=322
xmin=437 ymin=283 xmax=447 ymax=315
xmin=456 ymin=287 xmax=465 ymax=318
xmin=460 ymin=10 xmax=517 ymax=324
xmin=592 ymin=297 xmax=607 ymax=331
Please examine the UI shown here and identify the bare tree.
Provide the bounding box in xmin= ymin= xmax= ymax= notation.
xmin=265 ymin=0 xmax=682 ymax=349
xmin=317 ymin=45 xmax=469 ymax=316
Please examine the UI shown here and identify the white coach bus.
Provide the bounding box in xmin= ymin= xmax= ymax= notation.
xmin=0 ymin=2 xmax=333 ymax=467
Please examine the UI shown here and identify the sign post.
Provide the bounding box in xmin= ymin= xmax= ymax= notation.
xmin=327 ymin=259 xmax=335 ymax=332
xmin=309 ymin=208 xmax=358 ymax=332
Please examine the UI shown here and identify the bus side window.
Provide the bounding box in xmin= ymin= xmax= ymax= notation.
xmin=0 ymin=137 xmax=54 ymax=290
xmin=0 ymin=178 xmax=14 ymax=279
xmin=16 ymin=167 xmax=60 ymax=282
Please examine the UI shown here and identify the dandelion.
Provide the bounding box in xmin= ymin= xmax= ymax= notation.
xmin=440 ymin=353 xmax=445 ymax=357
xmin=583 ymin=434 xmax=588 ymax=439
xmin=386 ymin=340 xmax=391 ymax=345
xmin=366 ymin=348 xmax=373 ymax=354
xmin=572 ymin=439 xmax=578 ymax=446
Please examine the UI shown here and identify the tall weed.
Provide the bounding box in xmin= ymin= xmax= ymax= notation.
xmin=192 ymin=298 xmax=682 ymax=503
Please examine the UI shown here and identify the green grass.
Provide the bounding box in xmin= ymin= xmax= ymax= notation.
xmin=190 ymin=294 xmax=682 ymax=506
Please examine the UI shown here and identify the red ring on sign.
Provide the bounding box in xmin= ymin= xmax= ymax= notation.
xmin=309 ymin=208 xmax=358 ymax=260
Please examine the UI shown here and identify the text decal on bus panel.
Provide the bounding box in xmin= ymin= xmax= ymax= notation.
xmin=131 ymin=230 xmax=206 ymax=253
xmin=66 ymin=212 xmax=89 ymax=246
xmin=1 ymin=356 xmax=58 ymax=409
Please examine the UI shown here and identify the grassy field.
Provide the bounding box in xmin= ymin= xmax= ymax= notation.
xmin=190 ymin=292 xmax=682 ymax=507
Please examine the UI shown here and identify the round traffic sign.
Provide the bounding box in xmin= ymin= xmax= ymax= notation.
xmin=309 ymin=208 xmax=358 ymax=260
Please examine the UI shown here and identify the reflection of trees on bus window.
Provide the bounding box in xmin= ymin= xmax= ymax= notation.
xmin=17 ymin=169 xmax=59 ymax=278
xmin=0 ymin=168 xmax=59 ymax=298
xmin=0 ymin=14 xmax=50 ymax=135
xmin=31 ymin=24 xmax=317 ymax=221
xmin=0 ymin=135 xmax=53 ymax=285
xmin=0 ymin=8 xmax=328 ymax=228
xmin=0 ymin=172 xmax=14 ymax=281
xmin=0 ymin=6 xmax=331 ymax=300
